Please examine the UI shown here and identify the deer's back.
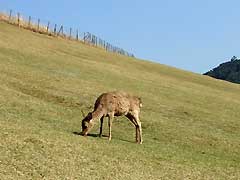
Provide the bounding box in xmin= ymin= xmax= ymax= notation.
xmin=94 ymin=91 xmax=141 ymax=116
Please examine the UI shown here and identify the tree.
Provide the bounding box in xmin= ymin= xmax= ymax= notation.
xmin=231 ymin=56 xmax=238 ymax=62
xmin=204 ymin=56 xmax=240 ymax=84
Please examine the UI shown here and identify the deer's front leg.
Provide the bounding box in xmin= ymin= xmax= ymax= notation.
xmin=136 ymin=123 xmax=143 ymax=144
xmin=108 ymin=114 xmax=114 ymax=141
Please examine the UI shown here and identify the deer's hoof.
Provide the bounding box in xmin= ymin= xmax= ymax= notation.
xmin=82 ymin=133 xmax=87 ymax=137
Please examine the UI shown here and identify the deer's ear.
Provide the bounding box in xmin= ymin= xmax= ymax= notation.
xmin=87 ymin=112 xmax=92 ymax=119
xmin=138 ymin=97 xmax=143 ymax=107
xmin=81 ymin=110 xmax=86 ymax=117
xmin=81 ymin=110 xmax=86 ymax=118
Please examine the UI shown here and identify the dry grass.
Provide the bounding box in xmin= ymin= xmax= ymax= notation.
xmin=0 ymin=21 xmax=240 ymax=179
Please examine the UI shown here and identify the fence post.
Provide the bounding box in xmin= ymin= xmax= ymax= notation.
xmin=76 ymin=29 xmax=78 ymax=40
xmin=9 ymin=10 xmax=12 ymax=21
xmin=83 ymin=32 xmax=86 ymax=43
xmin=54 ymin=24 xmax=57 ymax=35
xmin=69 ymin=28 xmax=72 ymax=39
xmin=57 ymin=25 xmax=63 ymax=36
xmin=91 ymin=34 xmax=94 ymax=45
xmin=92 ymin=35 xmax=94 ymax=45
xmin=17 ymin=12 xmax=20 ymax=27
xmin=47 ymin=21 xmax=50 ymax=33
xmin=37 ymin=19 xmax=40 ymax=31
xmin=89 ymin=33 xmax=92 ymax=45
xmin=28 ymin=16 xmax=31 ymax=28
xmin=95 ymin=36 xmax=97 ymax=46
xmin=90 ymin=33 xmax=92 ymax=44
xmin=61 ymin=26 xmax=64 ymax=36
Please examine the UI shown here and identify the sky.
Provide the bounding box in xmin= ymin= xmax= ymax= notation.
xmin=1 ymin=0 xmax=240 ymax=73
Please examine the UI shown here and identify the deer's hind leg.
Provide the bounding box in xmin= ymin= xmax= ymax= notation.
xmin=134 ymin=111 xmax=142 ymax=144
xmin=126 ymin=112 xmax=142 ymax=144
xmin=99 ymin=116 xmax=104 ymax=137
xmin=126 ymin=113 xmax=141 ymax=144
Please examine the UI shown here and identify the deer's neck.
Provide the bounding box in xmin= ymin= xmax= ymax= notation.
xmin=92 ymin=108 xmax=105 ymax=120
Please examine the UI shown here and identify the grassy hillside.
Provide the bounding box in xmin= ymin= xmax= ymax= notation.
xmin=0 ymin=21 xmax=240 ymax=179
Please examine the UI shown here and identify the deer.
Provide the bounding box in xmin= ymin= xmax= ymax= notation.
xmin=81 ymin=91 xmax=143 ymax=144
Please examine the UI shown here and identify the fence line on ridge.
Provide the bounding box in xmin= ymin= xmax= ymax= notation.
xmin=0 ymin=10 xmax=134 ymax=58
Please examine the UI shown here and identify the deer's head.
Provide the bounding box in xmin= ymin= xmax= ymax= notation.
xmin=81 ymin=112 xmax=93 ymax=135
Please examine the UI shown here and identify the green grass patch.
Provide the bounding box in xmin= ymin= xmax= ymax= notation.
xmin=0 ymin=21 xmax=240 ymax=179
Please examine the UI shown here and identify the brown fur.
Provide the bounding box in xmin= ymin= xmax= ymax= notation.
xmin=81 ymin=91 xmax=143 ymax=144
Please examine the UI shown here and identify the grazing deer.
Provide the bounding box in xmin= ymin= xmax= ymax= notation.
xmin=81 ymin=91 xmax=143 ymax=144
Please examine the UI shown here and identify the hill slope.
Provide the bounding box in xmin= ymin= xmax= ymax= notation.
xmin=204 ymin=56 xmax=240 ymax=84
xmin=0 ymin=21 xmax=240 ymax=179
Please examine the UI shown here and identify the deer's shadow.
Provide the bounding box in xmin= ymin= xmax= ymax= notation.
xmin=72 ymin=131 xmax=133 ymax=143
xmin=72 ymin=131 xmax=108 ymax=138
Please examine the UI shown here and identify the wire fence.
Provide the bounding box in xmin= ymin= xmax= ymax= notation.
xmin=0 ymin=10 xmax=135 ymax=57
